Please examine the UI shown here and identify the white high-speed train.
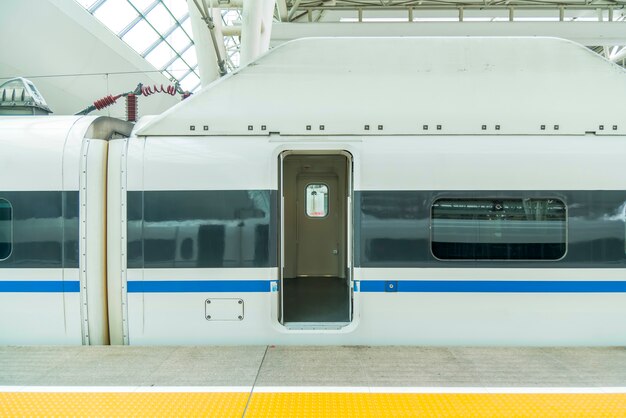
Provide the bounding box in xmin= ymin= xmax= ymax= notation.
xmin=2 ymin=37 xmax=626 ymax=346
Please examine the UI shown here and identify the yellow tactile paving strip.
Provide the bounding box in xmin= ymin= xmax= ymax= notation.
xmin=1 ymin=392 xmax=626 ymax=417
xmin=246 ymin=393 xmax=626 ymax=417
xmin=0 ymin=392 xmax=249 ymax=418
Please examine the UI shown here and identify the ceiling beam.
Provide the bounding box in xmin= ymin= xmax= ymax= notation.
xmin=276 ymin=0 xmax=288 ymax=21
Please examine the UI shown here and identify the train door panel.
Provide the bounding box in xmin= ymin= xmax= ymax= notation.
xmin=295 ymin=175 xmax=341 ymax=277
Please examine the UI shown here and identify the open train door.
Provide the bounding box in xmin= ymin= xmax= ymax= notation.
xmin=279 ymin=151 xmax=352 ymax=328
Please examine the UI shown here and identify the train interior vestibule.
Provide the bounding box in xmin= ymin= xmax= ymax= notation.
xmin=281 ymin=153 xmax=351 ymax=326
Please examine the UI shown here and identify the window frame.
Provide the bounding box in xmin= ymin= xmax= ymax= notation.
xmin=0 ymin=198 xmax=13 ymax=261
xmin=304 ymin=182 xmax=330 ymax=219
xmin=429 ymin=195 xmax=568 ymax=262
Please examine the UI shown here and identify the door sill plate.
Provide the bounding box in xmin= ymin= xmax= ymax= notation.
xmin=284 ymin=322 xmax=351 ymax=330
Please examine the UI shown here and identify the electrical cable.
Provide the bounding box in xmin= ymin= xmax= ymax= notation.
xmin=74 ymin=82 xmax=191 ymax=116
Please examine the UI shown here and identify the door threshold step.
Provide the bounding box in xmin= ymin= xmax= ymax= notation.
xmin=284 ymin=322 xmax=351 ymax=330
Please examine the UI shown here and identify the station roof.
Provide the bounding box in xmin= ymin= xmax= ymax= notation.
xmin=74 ymin=1 xmax=626 ymax=95
xmin=77 ymin=0 xmax=202 ymax=92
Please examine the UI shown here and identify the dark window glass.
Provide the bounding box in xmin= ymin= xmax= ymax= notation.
xmin=0 ymin=199 xmax=12 ymax=260
xmin=432 ymin=198 xmax=566 ymax=260
xmin=129 ymin=190 xmax=275 ymax=268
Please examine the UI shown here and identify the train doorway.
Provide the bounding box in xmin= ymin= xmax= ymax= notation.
xmin=280 ymin=152 xmax=352 ymax=327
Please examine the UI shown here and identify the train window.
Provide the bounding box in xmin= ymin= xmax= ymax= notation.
xmin=306 ymin=184 xmax=329 ymax=217
xmin=0 ymin=198 xmax=12 ymax=260
xmin=431 ymin=198 xmax=566 ymax=260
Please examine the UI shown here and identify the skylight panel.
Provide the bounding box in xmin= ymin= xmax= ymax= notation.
xmin=93 ymin=0 xmax=138 ymax=34
xmin=181 ymin=47 xmax=198 ymax=68
xmin=145 ymin=41 xmax=177 ymax=69
xmin=146 ymin=3 xmax=176 ymax=33
xmin=165 ymin=26 xmax=192 ymax=52
xmin=181 ymin=16 xmax=193 ymax=35
xmin=128 ymin=0 xmax=157 ymax=14
xmin=161 ymin=0 xmax=188 ymax=20
xmin=164 ymin=58 xmax=190 ymax=76
xmin=179 ymin=72 xmax=200 ymax=92
xmin=122 ymin=19 xmax=160 ymax=54
xmin=74 ymin=0 xmax=213 ymax=91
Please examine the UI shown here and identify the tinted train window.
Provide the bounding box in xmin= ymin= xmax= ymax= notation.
xmin=431 ymin=198 xmax=566 ymax=260
xmin=0 ymin=199 xmax=12 ymax=260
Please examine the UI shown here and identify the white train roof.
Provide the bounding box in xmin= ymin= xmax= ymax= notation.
xmin=137 ymin=37 xmax=626 ymax=137
xmin=0 ymin=115 xmax=132 ymax=141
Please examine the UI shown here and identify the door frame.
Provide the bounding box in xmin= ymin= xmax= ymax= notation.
xmin=278 ymin=150 xmax=353 ymax=327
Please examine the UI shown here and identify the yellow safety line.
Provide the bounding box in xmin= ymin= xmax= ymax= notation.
xmin=1 ymin=392 xmax=626 ymax=417
xmin=245 ymin=393 xmax=626 ymax=417
xmin=0 ymin=392 xmax=249 ymax=418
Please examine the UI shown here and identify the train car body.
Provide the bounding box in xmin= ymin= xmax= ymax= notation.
xmin=2 ymin=37 xmax=626 ymax=345
xmin=0 ymin=116 xmax=132 ymax=344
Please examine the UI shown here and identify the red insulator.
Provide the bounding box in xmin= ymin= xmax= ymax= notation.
xmin=93 ymin=94 xmax=122 ymax=110
xmin=126 ymin=94 xmax=137 ymax=122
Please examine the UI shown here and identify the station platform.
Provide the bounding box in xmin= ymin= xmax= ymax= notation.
xmin=1 ymin=346 xmax=626 ymax=417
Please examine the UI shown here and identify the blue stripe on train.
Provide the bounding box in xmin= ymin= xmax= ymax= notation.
xmin=0 ymin=280 xmax=626 ymax=293
xmin=127 ymin=280 xmax=271 ymax=293
xmin=359 ymin=280 xmax=626 ymax=293
xmin=0 ymin=281 xmax=80 ymax=292
xmin=3 ymin=280 xmax=625 ymax=293
xmin=127 ymin=280 xmax=626 ymax=293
